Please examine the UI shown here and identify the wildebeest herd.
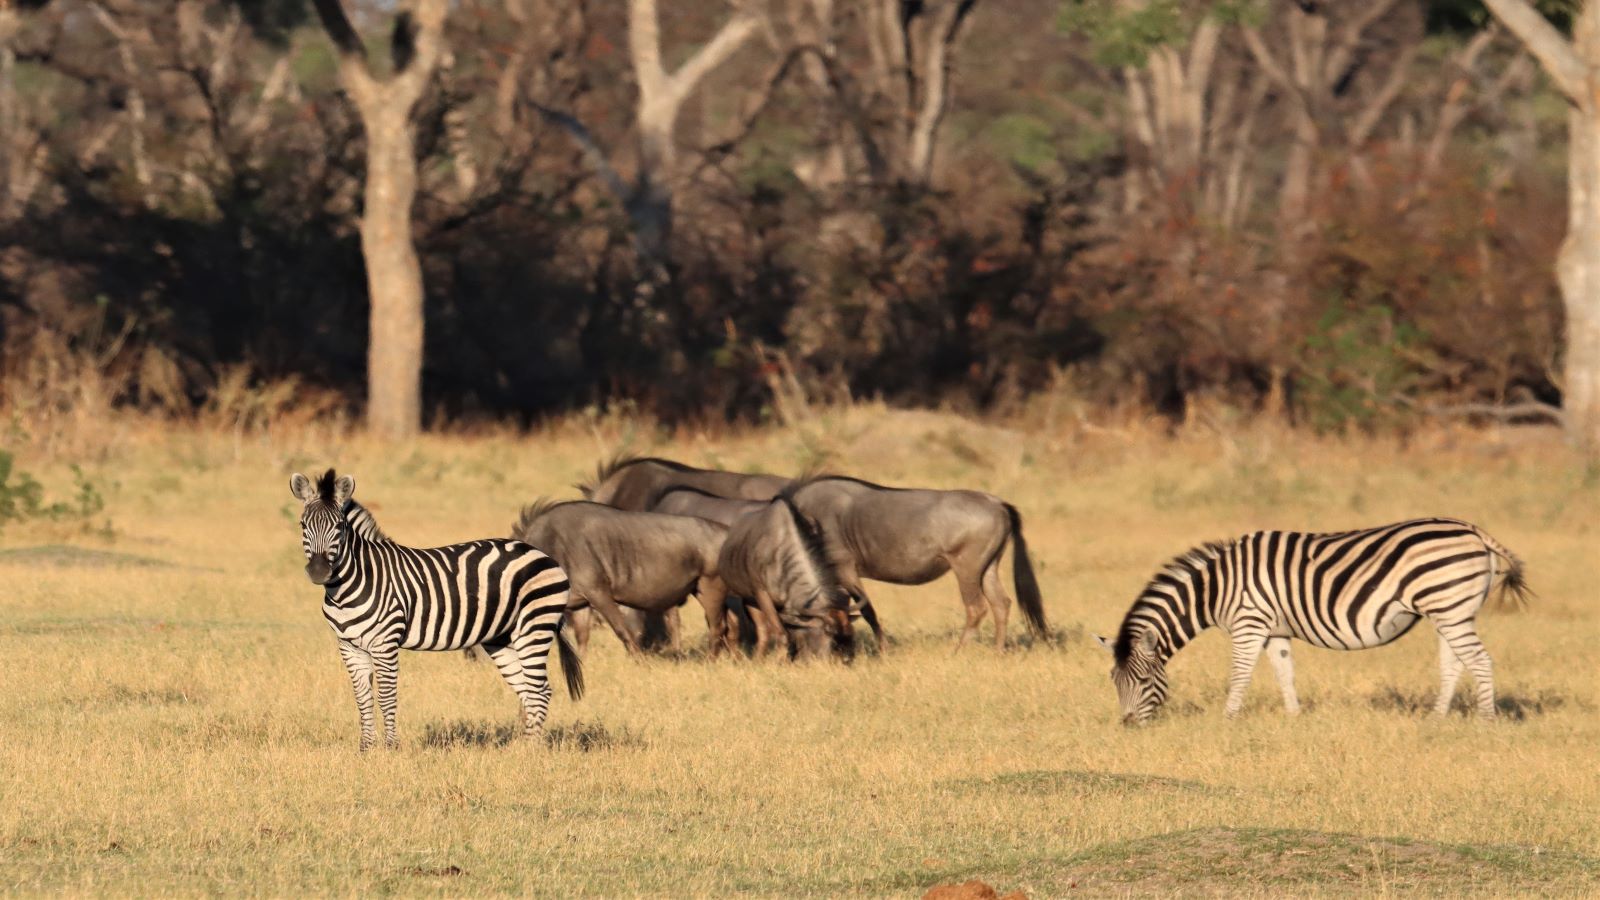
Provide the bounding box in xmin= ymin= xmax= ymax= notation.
xmin=291 ymin=455 xmax=1531 ymax=749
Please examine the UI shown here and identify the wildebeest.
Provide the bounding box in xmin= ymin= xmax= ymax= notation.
xmin=513 ymin=499 xmax=734 ymax=656
xmin=564 ymin=605 xmax=680 ymax=653
xmin=789 ymin=476 xmax=1046 ymax=649
xmin=718 ymin=491 xmax=857 ymax=659
xmin=650 ymin=485 xmax=886 ymax=649
xmin=580 ymin=454 xmax=789 ymax=511
xmin=648 ymin=485 xmax=767 ymax=526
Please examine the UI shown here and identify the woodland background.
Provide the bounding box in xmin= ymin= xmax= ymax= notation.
xmin=0 ymin=0 xmax=1577 ymax=432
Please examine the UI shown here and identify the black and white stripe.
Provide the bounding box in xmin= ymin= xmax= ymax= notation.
xmin=1097 ymin=518 xmax=1531 ymax=723
xmin=292 ymin=470 xmax=582 ymax=750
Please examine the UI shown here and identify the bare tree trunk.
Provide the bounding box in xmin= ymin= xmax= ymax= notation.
xmin=905 ymin=0 xmax=975 ymax=183
xmin=361 ymin=101 xmax=428 ymax=441
xmin=1481 ymin=0 xmax=1600 ymax=446
xmin=1558 ymin=101 xmax=1600 ymax=447
xmin=627 ymin=0 xmax=760 ymax=264
xmin=312 ymin=0 xmax=447 ymax=439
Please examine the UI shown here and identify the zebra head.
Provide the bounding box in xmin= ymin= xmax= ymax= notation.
xmin=290 ymin=469 xmax=356 ymax=585
xmin=1095 ymin=629 xmax=1168 ymax=725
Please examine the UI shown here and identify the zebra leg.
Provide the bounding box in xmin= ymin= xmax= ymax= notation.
xmin=480 ymin=639 xmax=546 ymax=741
xmin=1432 ymin=631 xmax=1466 ymax=716
xmin=1436 ymin=620 xmax=1497 ymax=719
xmin=337 ymin=640 xmax=377 ymax=751
xmin=1263 ymin=636 xmax=1300 ymax=715
xmin=371 ymin=646 xmax=400 ymax=750
xmin=510 ymin=617 xmax=560 ymax=738
xmin=1223 ymin=629 xmax=1268 ymax=719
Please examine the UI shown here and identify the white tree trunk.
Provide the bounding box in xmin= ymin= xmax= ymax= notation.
xmin=360 ymin=102 xmax=428 ymax=441
xmin=1482 ymin=0 xmax=1600 ymax=446
xmin=313 ymin=0 xmax=447 ymax=439
xmin=1558 ymin=102 xmax=1600 ymax=446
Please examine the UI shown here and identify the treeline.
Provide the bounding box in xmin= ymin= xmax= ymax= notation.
xmin=0 ymin=0 xmax=1570 ymax=429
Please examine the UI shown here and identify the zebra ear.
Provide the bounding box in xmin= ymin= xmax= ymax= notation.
xmin=1137 ymin=629 xmax=1159 ymax=653
xmin=332 ymin=474 xmax=356 ymax=508
xmin=290 ymin=473 xmax=315 ymax=502
xmin=1093 ymin=634 xmax=1113 ymax=654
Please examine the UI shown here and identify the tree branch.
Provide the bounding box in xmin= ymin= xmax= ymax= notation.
xmin=1480 ymin=0 xmax=1586 ymax=103
xmin=1322 ymin=0 xmax=1402 ymax=87
xmin=665 ymin=9 xmax=762 ymax=108
xmin=528 ymin=101 xmax=631 ymax=206
xmin=1241 ymin=27 xmax=1314 ymax=121
xmin=310 ymin=0 xmax=365 ymax=62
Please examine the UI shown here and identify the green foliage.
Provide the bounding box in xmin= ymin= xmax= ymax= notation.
xmin=1294 ymin=303 xmax=1427 ymax=434
xmin=0 ymin=451 xmax=108 ymax=531
xmin=1056 ymin=0 xmax=1264 ymax=67
xmin=987 ymin=113 xmax=1057 ymax=173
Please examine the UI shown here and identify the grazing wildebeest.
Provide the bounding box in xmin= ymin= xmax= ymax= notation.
xmin=789 ymin=476 xmax=1046 ymax=649
xmin=718 ymin=492 xmax=856 ymax=660
xmin=513 ymin=499 xmax=733 ymax=656
xmin=564 ymin=605 xmax=679 ymax=654
xmin=580 ymin=454 xmax=789 ymax=511
xmin=648 ymin=484 xmax=767 ymax=526
xmin=650 ymin=485 xmax=886 ymax=650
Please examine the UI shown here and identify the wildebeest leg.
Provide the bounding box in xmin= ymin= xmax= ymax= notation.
xmin=836 ymin=561 xmax=887 ymax=651
xmin=857 ymin=599 xmax=886 ymax=650
xmin=566 ymin=607 xmax=593 ymax=654
xmin=662 ymin=607 xmax=682 ymax=652
xmin=954 ymin=571 xmax=989 ymax=650
xmin=751 ymin=588 xmax=787 ymax=658
xmin=584 ymin=588 xmax=643 ymax=655
xmin=694 ymin=575 xmax=730 ymax=657
xmin=978 ymin=557 xmax=1013 ymax=651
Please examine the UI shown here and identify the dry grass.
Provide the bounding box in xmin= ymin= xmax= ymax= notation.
xmin=0 ymin=405 xmax=1597 ymax=896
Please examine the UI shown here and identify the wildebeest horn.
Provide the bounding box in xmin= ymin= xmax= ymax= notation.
xmin=846 ymin=597 xmax=865 ymax=615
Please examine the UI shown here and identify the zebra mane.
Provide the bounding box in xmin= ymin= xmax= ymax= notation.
xmin=343 ymin=500 xmax=389 ymax=542
xmin=315 ymin=468 xmax=339 ymax=505
xmin=1114 ymin=539 xmax=1231 ymax=664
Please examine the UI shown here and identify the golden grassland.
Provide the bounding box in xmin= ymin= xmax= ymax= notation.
xmin=1 ymin=405 xmax=1597 ymax=896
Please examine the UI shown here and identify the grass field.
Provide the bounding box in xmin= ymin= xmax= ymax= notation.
xmin=1 ymin=406 xmax=1597 ymax=896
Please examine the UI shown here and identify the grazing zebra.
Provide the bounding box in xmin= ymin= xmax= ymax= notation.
xmin=291 ymin=469 xmax=583 ymax=750
xmin=1095 ymin=518 xmax=1531 ymax=724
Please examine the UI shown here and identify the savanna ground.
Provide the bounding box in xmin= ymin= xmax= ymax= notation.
xmin=1 ymin=404 xmax=1597 ymax=896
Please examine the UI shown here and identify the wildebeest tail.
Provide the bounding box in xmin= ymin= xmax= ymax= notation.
xmin=1475 ymin=526 xmax=1533 ymax=613
xmin=1005 ymin=503 xmax=1048 ymax=637
xmin=557 ymin=624 xmax=586 ymax=700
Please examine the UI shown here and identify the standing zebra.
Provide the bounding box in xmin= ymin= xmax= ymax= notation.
xmin=291 ymin=470 xmax=583 ymax=750
xmin=1096 ymin=518 xmax=1531 ymax=724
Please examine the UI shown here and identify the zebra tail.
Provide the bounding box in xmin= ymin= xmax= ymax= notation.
xmin=1004 ymin=503 xmax=1048 ymax=637
xmin=1478 ymin=529 xmax=1534 ymax=613
xmin=557 ymin=626 xmax=586 ymax=700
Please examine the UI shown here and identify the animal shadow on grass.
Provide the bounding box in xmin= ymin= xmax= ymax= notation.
xmin=950 ymin=768 xmax=1231 ymax=797
xmin=1368 ymin=685 xmax=1581 ymax=721
xmin=420 ymin=719 xmax=646 ymax=751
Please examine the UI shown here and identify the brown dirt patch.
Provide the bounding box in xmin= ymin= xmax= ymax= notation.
xmin=922 ymin=879 xmax=1026 ymax=900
